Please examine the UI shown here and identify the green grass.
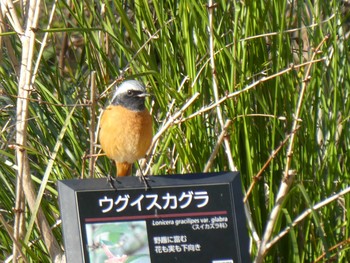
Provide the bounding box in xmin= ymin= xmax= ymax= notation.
xmin=0 ymin=0 xmax=349 ymax=262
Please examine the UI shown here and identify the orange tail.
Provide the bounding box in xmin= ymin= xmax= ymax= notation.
xmin=116 ymin=161 xmax=132 ymax=177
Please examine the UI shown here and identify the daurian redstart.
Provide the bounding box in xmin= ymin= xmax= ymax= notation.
xmin=99 ymin=80 xmax=153 ymax=177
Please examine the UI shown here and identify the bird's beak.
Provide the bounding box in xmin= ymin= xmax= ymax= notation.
xmin=137 ymin=92 xmax=151 ymax=98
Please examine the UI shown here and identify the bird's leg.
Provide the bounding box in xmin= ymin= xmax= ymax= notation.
xmin=136 ymin=161 xmax=151 ymax=191
xmin=140 ymin=174 xmax=151 ymax=191
xmin=107 ymin=173 xmax=118 ymax=190
xmin=107 ymin=161 xmax=121 ymax=190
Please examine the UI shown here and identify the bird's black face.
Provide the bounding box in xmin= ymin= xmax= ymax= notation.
xmin=111 ymin=89 xmax=147 ymax=111
xmin=110 ymin=80 xmax=149 ymax=111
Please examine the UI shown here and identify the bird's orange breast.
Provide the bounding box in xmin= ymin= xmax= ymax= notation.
xmin=99 ymin=105 xmax=153 ymax=164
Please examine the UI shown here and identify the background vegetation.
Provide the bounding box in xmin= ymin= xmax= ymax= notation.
xmin=0 ymin=0 xmax=349 ymax=262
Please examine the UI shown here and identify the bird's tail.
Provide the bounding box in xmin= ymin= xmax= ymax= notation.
xmin=116 ymin=161 xmax=132 ymax=176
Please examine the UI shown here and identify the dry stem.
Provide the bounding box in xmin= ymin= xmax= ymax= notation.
xmin=1 ymin=0 xmax=64 ymax=261
xmin=203 ymin=119 xmax=232 ymax=172
xmin=207 ymin=0 xmax=236 ymax=171
xmin=89 ymin=71 xmax=97 ymax=178
xmin=255 ymin=34 xmax=330 ymax=263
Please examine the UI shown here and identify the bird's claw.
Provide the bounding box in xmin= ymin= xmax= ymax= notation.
xmin=107 ymin=175 xmax=119 ymax=190
xmin=139 ymin=174 xmax=151 ymax=191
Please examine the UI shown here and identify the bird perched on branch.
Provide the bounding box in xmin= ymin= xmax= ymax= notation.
xmin=99 ymin=80 xmax=153 ymax=180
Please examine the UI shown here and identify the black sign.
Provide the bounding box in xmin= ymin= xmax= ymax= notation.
xmin=58 ymin=172 xmax=250 ymax=263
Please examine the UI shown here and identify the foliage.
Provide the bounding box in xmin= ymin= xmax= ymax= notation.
xmin=0 ymin=0 xmax=349 ymax=262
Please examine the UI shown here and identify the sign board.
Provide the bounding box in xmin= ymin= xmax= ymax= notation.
xmin=58 ymin=172 xmax=250 ymax=263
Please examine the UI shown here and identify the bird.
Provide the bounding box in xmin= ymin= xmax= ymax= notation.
xmin=99 ymin=80 xmax=153 ymax=180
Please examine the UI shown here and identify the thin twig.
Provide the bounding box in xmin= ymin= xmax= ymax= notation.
xmin=255 ymin=34 xmax=330 ymax=263
xmin=5 ymin=218 xmax=63 ymax=263
xmin=314 ymin=237 xmax=350 ymax=262
xmin=89 ymin=71 xmax=97 ymax=178
xmin=175 ymin=58 xmax=325 ymax=125
xmin=266 ymin=186 xmax=350 ymax=252
xmin=120 ymin=18 xmax=175 ymax=77
xmin=31 ymin=0 xmax=58 ymax=82
xmin=150 ymin=92 xmax=200 ymax=151
xmin=203 ymin=119 xmax=232 ymax=172
xmin=6 ymin=0 xmax=64 ymax=261
xmin=137 ymin=76 xmax=190 ymax=176
xmin=0 ymin=213 xmax=28 ymax=263
xmin=24 ymin=107 xmax=74 ymax=262
xmin=241 ymin=14 xmax=334 ymax=42
xmin=0 ymin=8 xmax=20 ymax=74
xmin=0 ymin=1 xmax=26 ymax=260
xmin=58 ymin=0 xmax=71 ymax=76
xmin=244 ymin=129 xmax=297 ymax=203
xmin=1 ymin=89 xmax=96 ymax=107
xmin=207 ymin=0 xmax=236 ymax=171
xmin=138 ymin=92 xmax=201 ymax=175
xmin=1 ymin=0 xmax=24 ymax=35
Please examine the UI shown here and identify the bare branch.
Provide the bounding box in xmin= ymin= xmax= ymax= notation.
xmin=255 ymin=34 xmax=330 ymax=263
xmin=8 ymin=0 xmax=64 ymax=261
xmin=138 ymin=92 xmax=200 ymax=175
xmin=207 ymin=0 xmax=236 ymax=171
xmin=203 ymin=119 xmax=232 ymax=172
xmin=267 ymin=186 xmax=350 ymax=251
xmin=175 ymin=58 xmax=325 ymax=125
xmin=89 ymin=71 xmax=97 ymax=178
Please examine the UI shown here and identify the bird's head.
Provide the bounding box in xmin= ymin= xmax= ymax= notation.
xmin=111 ymin=80 xmax=150 ymax=111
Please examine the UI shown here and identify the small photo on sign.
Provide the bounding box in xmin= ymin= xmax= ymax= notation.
xmin=85 ymin=221 xmax=151 ymax=263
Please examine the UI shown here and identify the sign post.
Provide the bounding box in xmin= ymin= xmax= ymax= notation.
xmin=58 ymin=172 xmax=250 ymax=263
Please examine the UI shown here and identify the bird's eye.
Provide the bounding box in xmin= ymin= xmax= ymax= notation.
xmin=127 ymin=90 xmax=133 ymax=96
